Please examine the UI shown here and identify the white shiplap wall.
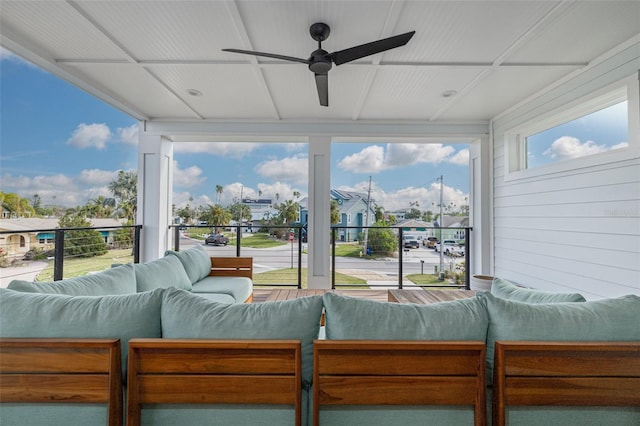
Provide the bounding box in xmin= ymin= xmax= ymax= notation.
xmin=491 ymin=43 xmax=640 ymax=300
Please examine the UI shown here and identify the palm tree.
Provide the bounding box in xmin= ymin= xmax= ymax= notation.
xmin=108 ymin=170 xmax=137 ymax=223
xmin=277 ymin=199 xmax=299 ymax=225
xmin=200 ymin=204 xmax=232 ymax=228
xmin=215 ymin=185 xmax=224 ymax=204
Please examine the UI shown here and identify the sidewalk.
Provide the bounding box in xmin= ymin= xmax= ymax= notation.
xmin=337 ymin=269 xmax=420 ymax=289
xmin=0 ymin=261 xmax=48 ymax=288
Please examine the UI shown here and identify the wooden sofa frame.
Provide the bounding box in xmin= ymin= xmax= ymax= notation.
xmin=493 ymin=341 xmax=640 ymax=426
xmin=313 ymin=340 xmax=487 ymax=426
xmin=209 ymin=256 xmax=253 ymax=302
xmin=0 ymin=338 xmax=123 ymax=426
xmin=126 ymin=338 xmax=301 ymax=426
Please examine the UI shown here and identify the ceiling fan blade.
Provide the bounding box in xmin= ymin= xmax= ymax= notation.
xmin=330 ymin=31 xmax=415 ymax=65
xmin=315 ymin=73 xmax=328 ymax=107
xmin=222 ymin=49 xmax=309 ymax=64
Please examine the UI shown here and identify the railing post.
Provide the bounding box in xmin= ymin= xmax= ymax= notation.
xmin=236 ymin=225 xmax=241 ymax=257
xmin=398 ymin=227 xmax=403 ymax=289
xmin=331 ymin=228 xmax=336 ymax=289
xmin=173 ymin=226 xmax=180 ymax=252
xmin=54 ymin=229 xmax=64 ymax=281
xmin=297 ymin=226 xmax=303 ymax=289
xmin=465 ymin=227 xmax=471 ymax=290
xmin=133 ymin=225 xmax=141 ymax=263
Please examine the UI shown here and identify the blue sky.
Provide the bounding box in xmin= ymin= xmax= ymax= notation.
xmin=1 ymin=47 xmax=628 ymax=215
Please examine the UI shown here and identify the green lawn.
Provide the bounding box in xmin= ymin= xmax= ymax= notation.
xmin=230 ymin=233 xmax=287 ymax=248
xmin=406 ymin=273 xmax=450 ymax=285
xmin=37 ymin=248 xmax=134 ymax=281
xmin=253 ymin=267 xmax=366 ymax=288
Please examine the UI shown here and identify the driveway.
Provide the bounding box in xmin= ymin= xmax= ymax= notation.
xmin=0 ymin=261 xmax=48 ymax=288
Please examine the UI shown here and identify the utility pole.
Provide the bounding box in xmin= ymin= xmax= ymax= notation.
xmin=363 ymin=176 xmax=372 ymax=254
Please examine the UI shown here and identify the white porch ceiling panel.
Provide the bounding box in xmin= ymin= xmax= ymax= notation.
xmin=1 ymin=1 xmax=638 ymax=125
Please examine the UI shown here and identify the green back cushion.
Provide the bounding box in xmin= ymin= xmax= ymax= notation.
xmin=491 ymin=277 xmax=586 ymax=303
xmin=322 ymin=292 xmax=489 ymax=341
xmin=0 ymin=288 xmax=164 ymax=376
xmin=481 ymin=292 xmax=640 ymax=383
xmin=134 ymin=255 xmax=192 ymax=292
xmin=7 ymin=263 xmax=137 ymax=295
xmin=161 ymin=288 xmax=323 ymax=383
xmin=164 ymin=245 xmax=211 ymax=285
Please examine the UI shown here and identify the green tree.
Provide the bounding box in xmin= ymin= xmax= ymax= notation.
xmin=200 ymin=204 xmax=232 ymax=227
xmin=422 ymin=210 xmax=434 ymax=223
xmin=58 ymin=213 xmax=107 ymax=258
xmin=108 ymin=170 xmax=137 ymax=223
xmin=84 ymin=196 xmax=115 ymax=218
xmin=277 ymin=199 xmax=299 ymax=225
xmin=367 ymin=225 xmax=398 ymax=256
xmin=405 ymin=207 xmax=422 ymax=219
xmin=215 ymin=185 xmax=224 ymax=204
xmin=330 ymin=200 xmax=341 ymax=224
xmin=0 ymin=192 xmax=35 ymax=218
xmin=228 ymin=202 xmax=251 ymax=223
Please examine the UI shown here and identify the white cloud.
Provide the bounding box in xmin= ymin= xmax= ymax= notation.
xmin=338 ymin=144 xmax=459 ymax=173
xmin=174 ymin=142 xmax=259 ymax=158
xmin=338 ymin=145 xmax=386 ymax=173
xmin=448 ymin=149 xmax=469 ymax=165
xmin=78 ymin=169 xmax=118 ymax=185
xmin=337 ymin=180 xmax=468 ymax=213
xmin=117 ymin=124 xmax=138 ymax=145
xmin=542 ymin=136 xmax=608 ymax=160
xmin=173 ymin=161 xmax=206 ymax=188
xmin=66 ymin=123 xmax=111 ymax=150
xmin=254 ymin=155 xmax=308 ymax=183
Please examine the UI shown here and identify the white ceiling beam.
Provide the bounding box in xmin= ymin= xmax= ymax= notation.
xmin=224 ymin=0 xmax=281 ymax=120
xmin=143 ymin=119 xmax=488 ymax=140
xmin=351 ymin=0 xmax=406 ymax=120
xmin=66 ymin=0 xmax=206 ymax=120
xmin=429 ymin=0 xmax=579 ymax=121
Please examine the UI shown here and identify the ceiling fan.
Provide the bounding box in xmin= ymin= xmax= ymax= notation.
xmin=223 ymin=23 xmax=415 ymax=107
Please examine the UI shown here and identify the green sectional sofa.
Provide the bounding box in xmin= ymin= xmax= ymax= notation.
xmin=6 ymin=245 xmax=253 ymax=304
xmin=0 ymin=273 xmax=638 ymax=426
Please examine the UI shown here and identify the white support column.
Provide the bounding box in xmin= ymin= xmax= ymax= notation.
xmin=137 ymin=127 xmax=173 ymax=262
xmin=469 ymin=135 xmax=493 ymax=276
xmin=307 ymin=136 xmax=331 ymax=289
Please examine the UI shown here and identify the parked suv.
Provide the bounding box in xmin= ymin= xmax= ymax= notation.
xmin=403 ymin=235 xmax=420 ymax=249
xmin=205 ymin=233 xmax=229 ymax=246
xmin=422 ymin=237 xmax=439 ymax=248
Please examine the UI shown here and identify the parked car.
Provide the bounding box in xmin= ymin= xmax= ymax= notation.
xmin=435 ymin=239 xmax=464 ymax=256
xmin=423 ymin=237 xmax=439 ymax=248
xmin=403 ymin=235 xmax=420 ymax=249
xmin=205 ymin=233 xmax=229 ymax=246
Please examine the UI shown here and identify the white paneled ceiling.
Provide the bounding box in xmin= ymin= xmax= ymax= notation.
xmin=1 ymin=0 xmax=639 ymax=130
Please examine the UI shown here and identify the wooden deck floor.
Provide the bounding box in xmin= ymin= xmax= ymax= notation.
xmin=252 ymin=288 xmax=389 ymax=303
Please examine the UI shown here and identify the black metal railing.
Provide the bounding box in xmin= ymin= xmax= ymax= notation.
xmin=0 ymin=225 xmax=142 ymax=282
xmin=0 ymin=223 xmax=470 ymax=288
xmin=172 ymin=224 xmax=471 ymax=290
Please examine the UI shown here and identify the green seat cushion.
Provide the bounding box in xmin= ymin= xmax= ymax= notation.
xmin=134 ymin=255 xmax=192 ymax=292
xmin=0 ymin=288 xmax=164 ymax=377
xmin=481 ymin=292 xmax=640 ymax=383
xmin=7 ymin=263 xmax=136 ymax=295
xmin=164 ymin=245 xmax=211 ymax=285
xmin=191 ymin=276 xmax=252 ymax=303
xmin=322 ymin=292 xmax=489 ymax=341
xmin=191 ymin=292 xmax=236 ymax=304
xmin=161 ymin=288 xmax=323 ymax=383
xmin=491 ymin=277 xmax=585 ymax=303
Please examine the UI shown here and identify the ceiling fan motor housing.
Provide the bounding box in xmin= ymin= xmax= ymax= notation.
xmin=309 ymin=49 xmax=332 ymax=73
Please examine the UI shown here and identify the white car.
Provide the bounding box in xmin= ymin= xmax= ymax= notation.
xmin=435 ymin=240 xmax=465 ymax=256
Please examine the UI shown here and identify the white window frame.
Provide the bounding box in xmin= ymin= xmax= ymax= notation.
xmin=504 ymin=73 xmax=639 ymax=181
